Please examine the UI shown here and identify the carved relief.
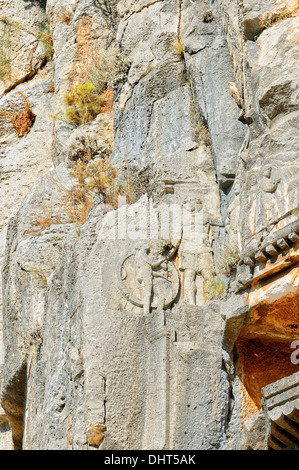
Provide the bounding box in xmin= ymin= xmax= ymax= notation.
xmin=260 ymin=166 xmax=281 ymax=194
xmin=118 ymin=242 xmax=180 ymax=314
xmin=179 ymin=250 xmax=214 ymax=306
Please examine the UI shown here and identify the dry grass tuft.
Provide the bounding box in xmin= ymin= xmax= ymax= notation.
xmin=172 ymin=40 xmax=184 ymax=56
xmin=194 ymin=123 xmax=211 ymax=147
xmin=217 ymin=244 xmax=240 ymax=277
xmin=0 ymin=46 xmax=9 ymax=81
xmin=56 ymin=183 xmax=93 ymax=226
xmin=71 ymin=155 xmax=134 ymax=209
xmin=26 ymin=196 xmax=62 ymax=236
xmin=254 ymin=6 xmax=299 ymax=40
xmin=51 ymin=7 xmax=72 ymax=25
xmin=0 ymin=92 xmax=36 ymax=137
xmin=264 ymin=9 xmax=293 ymax=28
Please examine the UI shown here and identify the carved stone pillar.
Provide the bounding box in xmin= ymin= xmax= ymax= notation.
xmin=142 ymin=310 xmax=171 ymax=450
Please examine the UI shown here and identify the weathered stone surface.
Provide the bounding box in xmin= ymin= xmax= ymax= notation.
xmin=262 ymin=372 xmax=299 ymax=450
xmin=0 ymin=0 xmax=298 ymax=451
xmin=181 ymin=0 xmax=246 ymax=188
xmin=46 ymin=0 xmax=116 ymax=165
xmin=226 ymin=410 xmax=268 ymax=450
xmin=0 ymin=0 xmax=47 ymax=92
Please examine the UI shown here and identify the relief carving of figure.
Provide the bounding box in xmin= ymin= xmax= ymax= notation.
xmin=260 ymin=166 xmax=281 ymax=193
xmin=184 ymin=268 xmax=197 ymax=306
xmin=258 ymin=165 xmax=281 ymax=230
xmin=119 ymin=241 xmax=180 ymax=314
xmin=134 ymin=246 xmax=171 ymax=314
xmin=179 ymin=249 xmax=213 ymax=307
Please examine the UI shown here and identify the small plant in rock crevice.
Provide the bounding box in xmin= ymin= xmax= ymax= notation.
xmin=26 ymin=194 xmax=63 ymax=236
xmin=193 ymin=123 xmax=211 ymax=147
xmin=115 ymin=300 xmax=124 ymax=311
xmin=90 ymin=50 xmax=131 ymax=92
xmin=202 ymin=10 xmax=213 ymax=23
xmin=93 ymin=0 xmax=118 ymax=36
xmin=28 ymin=269 xmax=49 ymax=288
xmin=69 ymin=135 xmax=113 ymax=164
xmin=50 ymin=7 xmax=72 ymax=25
xmin=109 ymin=53 xmax=132 ymax=90
xmin=190 ymin=99 xmax=211 ymax=147
xmin=217 ymin=244 xmax=241 ymax=277
xmin=0 ymin=15 xmax=19 ymax=81
xmin=0 ymin=46 xmax=9 ymax=80
xmin=37 ymin=19 xmax=54 ymax=61
xmin=158 ymin=239 xmax=174 ymax=255
xmin=56 ymin=182 xmax=94 ymax=226
xmin=172 ymin=40 xmax=184 ymax=57
xmin=264 ymin=9 xmax=293 ymax=28
xmin=47 ymin=82 xmax=55 ymax=94
xmin=50 ymin=175 xmax=95 ymax=227
xmin=206 ymin=277 xmax=226 ymax=301
xmin=253 ymin=7 xmax=297 ymax=40
xmin=18 ymin=323 xmax=44 ymax=357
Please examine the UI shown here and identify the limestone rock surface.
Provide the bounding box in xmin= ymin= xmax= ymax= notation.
xmin=0 ymin=0 xmax=298 ymax=450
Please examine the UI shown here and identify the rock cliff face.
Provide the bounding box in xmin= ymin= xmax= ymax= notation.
xmin=0 ymin=0 xmax=298 ymax=450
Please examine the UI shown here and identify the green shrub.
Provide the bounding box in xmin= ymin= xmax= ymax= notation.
xmin=206 ymin=277 xmax=226 ymax=301
xmin=63 ymin=81 xmax=104 ymax=126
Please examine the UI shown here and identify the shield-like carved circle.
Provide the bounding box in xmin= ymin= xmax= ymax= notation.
xmin=118 ymin=252 xmax=180 ymax=309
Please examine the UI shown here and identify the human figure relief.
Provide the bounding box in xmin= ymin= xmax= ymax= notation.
xmin=119 ymin=241 xmax=180 ymax=314
xmin=134 ymin=246 xmax=170 ymax=314
xmin=260 ymin=166 xmax=281 ymax=194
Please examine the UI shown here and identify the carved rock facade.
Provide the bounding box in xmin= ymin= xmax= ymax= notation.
xmin=0 ymin=0 xmax=298 ymax=450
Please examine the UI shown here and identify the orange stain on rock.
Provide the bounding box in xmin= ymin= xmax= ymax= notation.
xmin=236 ymin=259 xmax=299 ymax=421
